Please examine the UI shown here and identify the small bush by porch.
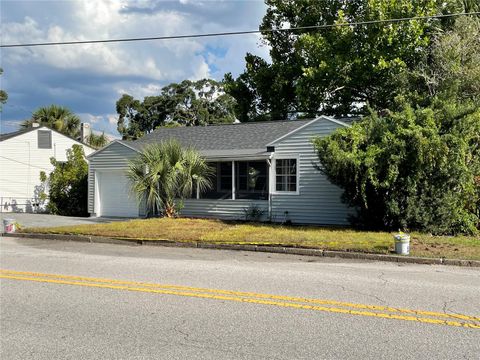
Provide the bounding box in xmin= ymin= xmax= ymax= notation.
xmin=22 ymin=218 xmax=480 ymax=261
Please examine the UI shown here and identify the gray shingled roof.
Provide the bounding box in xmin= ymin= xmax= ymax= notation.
xmin=126 ymin=119 xmax=313 ymax=154
xmin=0 ymin=127 xmax=37 ymax=142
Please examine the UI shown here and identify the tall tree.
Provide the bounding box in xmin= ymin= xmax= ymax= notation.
xmin=312 ymin=16 xmax=480 ymax=234
xmin=0 ymin=68 xmax=8 ymax=111
xmin=22 ymin=105 xmax=81 ymax=138
xmin=21 ymin=104 xmax=110 ymax=148
xmin=411 ymin=16 xmax=480 ymax=104
xmin=116 ymin=79 xmax=237 ymax=140
xmin=225 ymin=0 xmax=474 ymax=121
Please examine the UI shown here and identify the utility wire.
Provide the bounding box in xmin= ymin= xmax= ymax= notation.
xmin=0 ymin=155 xmax=51 ymax=171
xmin=1 ymin=12 xmax=479 ymax=48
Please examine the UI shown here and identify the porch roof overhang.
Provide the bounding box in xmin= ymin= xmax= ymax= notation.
xmin=201 ymin=148 xmax=271 ymax=161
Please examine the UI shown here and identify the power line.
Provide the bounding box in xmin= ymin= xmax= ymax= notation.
xmin=0 ymin=155 xmax=51 ymax=171
xmin=1 ymin=12 xmax=478 ymax=48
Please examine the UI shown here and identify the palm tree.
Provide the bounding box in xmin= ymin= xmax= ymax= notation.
xmin=22 ymin=105 xmax=81 ymax=138
xmin=126 ymin=140 xmax=213 ymax=217
xmin=86 ymin=132 xmax=109 ymax=149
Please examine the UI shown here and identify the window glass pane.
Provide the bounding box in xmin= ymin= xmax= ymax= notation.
xmin=276 ymin=159 xmax=297 ymax=192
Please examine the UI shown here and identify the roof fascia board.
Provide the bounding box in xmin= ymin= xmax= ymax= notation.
xmin=266 ymin=116 xmax=350 ymax=146
xmin=204 ymin=155 xmax=270 ymax=162
xmin=86 ymin=140 xmax=141 ymax=159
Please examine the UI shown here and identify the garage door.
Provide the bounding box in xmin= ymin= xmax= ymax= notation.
xmin=97 ymin=171 xmax=138 ymax=217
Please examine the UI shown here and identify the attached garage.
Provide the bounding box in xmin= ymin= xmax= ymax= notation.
xmin=87 ymin=141 xmax=142 ymax=218
xmin=95 ymin=171 xmax=138 ymax=217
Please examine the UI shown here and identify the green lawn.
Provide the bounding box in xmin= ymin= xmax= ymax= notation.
xmin=23 ymin=218 xmax=480 ymax=260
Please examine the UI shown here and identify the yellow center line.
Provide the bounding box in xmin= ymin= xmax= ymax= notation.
xmin=1 ymin=269 xmax=478 ymax=323
xmin=1 ymin=270 xmax=479 ymax=329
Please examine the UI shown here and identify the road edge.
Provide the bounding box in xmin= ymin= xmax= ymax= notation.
xmin=2 ymin=232 xmax=479 ymax=267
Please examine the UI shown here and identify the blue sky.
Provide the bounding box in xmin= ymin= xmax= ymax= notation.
xmin=1 ymin=0 xmax=269 ymax=137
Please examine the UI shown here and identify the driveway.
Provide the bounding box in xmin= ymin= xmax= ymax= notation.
xmin=0 ymin=213 xmax=127 ymax=229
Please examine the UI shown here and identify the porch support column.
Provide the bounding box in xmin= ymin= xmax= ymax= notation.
xmin=231 ymin=160 xmax=236 ymax=200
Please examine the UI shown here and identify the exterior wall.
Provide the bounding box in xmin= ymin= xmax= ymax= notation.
xmin=181 ymin=199 xmax=268 ymax=221
xmin=271 ymin=119 xmax=352 ymax=225
xmin=0 ymin=128 xmax=94 ymax=213
xmin=87 ymin=142 xmax=140 ymax=215
xmin=88 ymin=118 xmax=352 ymax=224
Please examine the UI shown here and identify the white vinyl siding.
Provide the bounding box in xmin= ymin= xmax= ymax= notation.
xmin=270 ymin=119 xmax=352 ymax=225
xmin=0 ymin=128 xmax=94 ymax=213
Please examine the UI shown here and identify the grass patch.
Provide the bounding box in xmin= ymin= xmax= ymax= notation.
xmin=23 ymin=218 xmax=480 ymax=260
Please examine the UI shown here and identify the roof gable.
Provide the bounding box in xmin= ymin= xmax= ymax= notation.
xmin=86 ymin=139 xmax=140 ymax=159
xmin=0 ymin=125 xmax=95 ymax=150
xmin=266 ymin=116 xmax=351 ymax=146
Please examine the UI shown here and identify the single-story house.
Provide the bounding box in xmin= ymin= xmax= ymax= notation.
xmin=0 ymin=125 xmax=95 ymax=213
xmin=87 ymin=116 xmax=353 ymax=225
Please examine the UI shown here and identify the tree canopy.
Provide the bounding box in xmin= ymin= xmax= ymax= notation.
xmin=22 ymin=105 xmax=81 ymax=138
xmin=225 ymin=0 xmax=476 ymax=121
xmin=116 ymin=79 xmax=237 ymax=140
xmin=313 ymin=16 xmax=480 ymax=234
xmin=21 ymin=104 xmax=109 ymax=148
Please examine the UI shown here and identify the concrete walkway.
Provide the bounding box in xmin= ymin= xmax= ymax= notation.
xmin=0 ymin=213 xmax=126 ymax=228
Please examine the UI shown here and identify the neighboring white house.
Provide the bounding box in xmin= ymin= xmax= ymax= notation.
xmin=87 ymin=116 xmax=355 ymax=225
xmin=0 ymin=125 xmax=95 ymax=213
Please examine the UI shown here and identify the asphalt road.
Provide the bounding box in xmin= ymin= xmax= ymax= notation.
xmin=1 ymin=236 xmax=479 ymax=359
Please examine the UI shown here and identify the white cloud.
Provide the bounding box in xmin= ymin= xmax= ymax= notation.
xmin=1 ymin=1 xmax=210 ymax=81
xmin=114 ymin=82 xmax=162 ymax=99
xmin=1 ymin=0 xmax=269 ymax=135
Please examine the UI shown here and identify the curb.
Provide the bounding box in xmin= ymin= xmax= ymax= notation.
xmin=3 ymin=232 xmax=480 ymax=268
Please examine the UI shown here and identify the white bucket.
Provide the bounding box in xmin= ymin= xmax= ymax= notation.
xmin=2 ymin=218 xmax=16 ymax=234
xmin=394 ymin=234 xmax=410 ymax=255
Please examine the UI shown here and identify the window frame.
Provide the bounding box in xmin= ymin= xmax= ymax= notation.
xmin=272 ymin=154 xmax=300 ymax=195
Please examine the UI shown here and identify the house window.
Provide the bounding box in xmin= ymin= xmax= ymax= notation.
xmin=275 ymin=159 xmax=297 ymax=192
xmin=38 ymin=130 xmax=52 ymax=149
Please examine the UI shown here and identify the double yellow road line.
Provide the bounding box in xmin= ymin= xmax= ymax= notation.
xmin=1 ymin=269 xmax=479 ymax=329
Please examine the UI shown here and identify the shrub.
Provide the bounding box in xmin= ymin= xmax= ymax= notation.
xmin=40 ymin=145 xmax=89 ymax=216
xmin=312 ymin=101 xmax=480 ymax=235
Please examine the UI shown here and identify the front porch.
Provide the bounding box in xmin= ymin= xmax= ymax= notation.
xmin=197 ymin=160 xmax=271 ymax=201
xmin=183 ymin=157 xmax=298 ymax=222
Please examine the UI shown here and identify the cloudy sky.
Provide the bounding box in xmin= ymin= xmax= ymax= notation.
xmin=1 ymin=0 xmax=269 ymax=137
